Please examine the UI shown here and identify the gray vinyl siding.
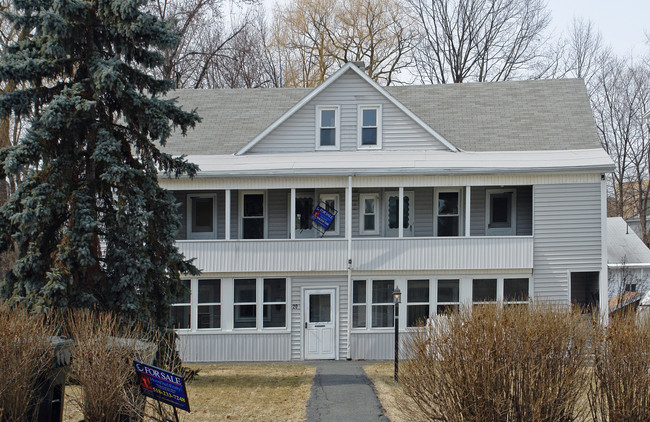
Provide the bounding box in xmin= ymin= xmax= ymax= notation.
xmin=290 ymin=276 xmax=349 ymax=360
xmin=178 ymin=333 xmax=291 ymax=362
xmin=216 ymin=190 xmax=225 ymax=239
xmin=414 ymin=188 xmax=434 ymax=237
xmin=249 ymin=70 xmax=446 ymax=154
xmin=268 ymin=189 xmax=289 ymax=239
xmin=471 ymin=187 xmax=486 ymax=236
xmin=174 ymin=192 xmax=187 ymax=240
xmin=230 ymin=190 xmax=239 ymax=240
xmin=533 ymin=183 xmax=602 ymax=301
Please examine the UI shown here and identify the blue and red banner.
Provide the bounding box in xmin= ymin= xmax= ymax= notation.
xmin=311 ymin=205 xmax=335 ymax=231
xmin=134 ymin=360 xmax=190 ymax=412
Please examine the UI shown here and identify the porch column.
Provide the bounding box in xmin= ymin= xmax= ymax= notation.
xmin=290 ymin=188 xmax=296 ymax=239
xmin=465 ymin=186 xmax=471 ymax=237
xmin=398 ymin=187 xmax=404 ymax=238
xmin=225 ymin=189 xmax=231 ymax=240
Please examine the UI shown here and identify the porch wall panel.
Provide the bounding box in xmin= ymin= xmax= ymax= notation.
xmin=177 ymin=332 xmax=291 ymax=362
xmin=174 ymin=192 xmax=187 ymax=240
xmin=290 ymin=276 xmax=349 ymax=360
xmin=268 ymin=189 xmax=289 ymax=239
xmin=533 ymin=183 xmax=602 ymax=302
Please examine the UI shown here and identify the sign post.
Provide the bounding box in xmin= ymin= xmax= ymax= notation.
xmin=134 ymin=360 xmax=190 ymax=421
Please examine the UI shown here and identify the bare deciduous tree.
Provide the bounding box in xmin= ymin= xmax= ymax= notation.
xmin=408 ymin=0 xmax=551 ymax=83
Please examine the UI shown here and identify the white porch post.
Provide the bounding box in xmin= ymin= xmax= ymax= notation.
xmin=398 ymin=187 xmax=404 ymax=238
xmin=290 ymin=188 xmax=296 ymax=239
xmin=346 ymin=176 xmax=353 ymax=360
xmin=225 ymin=189 xmax=231 ymax=240
xmin=465 ymin=186 xmax=471 ymax=237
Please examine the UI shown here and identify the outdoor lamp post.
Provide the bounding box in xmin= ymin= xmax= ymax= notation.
xmin=393 ymin=287 xmax=401 ymax=382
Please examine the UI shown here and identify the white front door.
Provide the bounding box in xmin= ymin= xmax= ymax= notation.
xmin=304 ymin=289 xmax=336 ymax=359
xmin=385 ymin=191 xmax=414 ymax=237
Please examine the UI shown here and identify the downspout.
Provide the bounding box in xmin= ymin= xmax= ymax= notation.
xmin=346 ymin=174 xmax=353 ymax=360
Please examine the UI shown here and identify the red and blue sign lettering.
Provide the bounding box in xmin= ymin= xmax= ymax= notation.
xmin=134 ymin=360 xmax=190 ymax=412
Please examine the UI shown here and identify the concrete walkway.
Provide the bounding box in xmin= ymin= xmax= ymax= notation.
xmin=305 ymin=360 xmax=389 ymax=421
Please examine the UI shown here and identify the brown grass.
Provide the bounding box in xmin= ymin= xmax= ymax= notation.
xmin=364 ymin=362 xmax=423 ymax=422
xmin=64 ymin=363 xmax=315 ymax=422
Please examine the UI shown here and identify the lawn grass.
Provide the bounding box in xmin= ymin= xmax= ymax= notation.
xmin=363 ymin=362 xmax=421 ymax=422
xmin=64 ymin=363 xmax=315 ymax=421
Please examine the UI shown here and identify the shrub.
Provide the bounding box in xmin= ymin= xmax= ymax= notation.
xmin=589 ymin=310 xmax=650 ymax=421
xmin=400 ymin=304 xmax=593 ymax=422
xmin=0 ymin=302 xmax=59 ymax=421
xmin=66 ymin=310 xmax=158 ymax=422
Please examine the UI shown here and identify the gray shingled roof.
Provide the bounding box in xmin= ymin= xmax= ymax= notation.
xmin=163 ymin=78 xmax=601 ymax=156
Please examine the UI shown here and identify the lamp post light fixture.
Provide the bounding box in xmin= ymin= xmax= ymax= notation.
xmin=393 ymin=286 xmax=401 ymax=382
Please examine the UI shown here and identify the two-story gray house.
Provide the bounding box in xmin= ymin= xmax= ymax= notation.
xmin=160 ymin=62 xmax=614 ymax=362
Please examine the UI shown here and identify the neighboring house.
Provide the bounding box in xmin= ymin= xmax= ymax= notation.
xmin=159 ymin=62 xmax=614 ymax=362
xmin=607 ymin=217 xmax=650 ymax=314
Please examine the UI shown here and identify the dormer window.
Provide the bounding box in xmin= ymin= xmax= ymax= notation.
xmin=316 ymin=106 xmax=340 ymax=150
xmin=358 ymin=105 xmax=382 ymax=149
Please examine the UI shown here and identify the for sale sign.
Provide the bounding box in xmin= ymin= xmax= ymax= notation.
xmin=134 ymin=360 xmax=190 ymax=412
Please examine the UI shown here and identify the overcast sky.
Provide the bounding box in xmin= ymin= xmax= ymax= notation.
xmin=260 ymin=0 xmax=649 ymax=59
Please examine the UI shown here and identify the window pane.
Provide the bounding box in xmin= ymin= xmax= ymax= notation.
xmin=438 ymin=216 xmax=459 ymax=237
xmin=407 ymin=305 xmax=429 ymax=327
xmin=243 ymin=218 xmax=264 ymax=239
xmin=364 ymin=215 xmax=375 ymax=231
xmin=192 ymin=197 xmax=213 ymax=232
xmin=198 ymin=279 xmax=220 ymax=303
xmin=372 ymin=280 xmax=394 ymax=304
xmin=438 ymin=280 xmax=459 ymax=302
xmin=364 ymin=198 xmax=375 ymax=214
xmin=504 ymin=278 xmax=529 ymax=301
xmin=244 ymin=194 xmax=264 ymax=216
xmin=353 ymin=305 xmax=366 ymax=328
xmin=234 ymin=279 xmax=256 ymax=303
xmin=361 ymin=128 xmax=377 ymax=145
xmin=321 ymin=109 xmax=335 ymax=127
xmin=309 ymin=294 xmax=331 ymax=322
xmin=198 ymin=305 xmax=220 ymax=329
xmin=320 ymin=128 xmax=335 ymax=146
xmin=491 ymin=194 xmax=511 ymax=225
xmin=353 ymin=280 xmax=366 ymax=304
xmin=387 ymin=196 xmax=410 ymax=229
xmin=438 ymin=192 xmax=458 ymax=215
xmin=408 ymin=280 xmax=429 ymax=302
xmin=473 ymin=279 xmax=497 ymax=302
xmin=171 ymin=306 xmax=190 ymax=329
xmin=296 ymin=197 xmax=314 ymax=230
xmin=264 ymin=304 xmax=286 ymax=328
xmin=362 ymin=108 xmax=376 ymax=126
xmin=372 ymin=305 xmax=394 ymax=327
xmin=177 ymin=280 xmax=190 ymax=303
xmin=437 ymin=304 xmax=459 ymax=315
xmin=234 ymin=305 xmax=256 ymax=328
xmin=264 ymin=278 xmax=286 ymax=302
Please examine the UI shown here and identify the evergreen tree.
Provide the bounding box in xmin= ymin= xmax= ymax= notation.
xmin=0 ymin=0 xmax=200 ymax=325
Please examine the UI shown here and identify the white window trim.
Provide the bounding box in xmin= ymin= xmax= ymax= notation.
xmin=485 ymin=188 xmax=517 ymax=236
xmin=196 ymin=279 xmax=221 ymax=330
xmin=435 ymin=278 xmax=460 ymax=315
xmin=233 ymin=278 xmax=258 ymax=330
xmin=359 ymin=193 xmax=380 ymax=235
xmin=434 ymin=188 xmax=463 ymax=237
xmin=357 ymin=105 xmax=382 ymax=149
xmin=239 ymin=191 xmax=267 ymax=239
xmin=315 ymin=105 xmax=340 ymax=151
xmin=406 ymin=279 xmax=430 ymax=327
xmin=187 ymin=193 xmax=217 ymax=240
xmin=319 ymin=193 xmax=340 ymax=235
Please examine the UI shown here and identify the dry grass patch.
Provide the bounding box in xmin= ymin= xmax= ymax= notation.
xmin=65 ymin=363 xmax=314 ymax=422
xmin=363 ymin=362 xmax=421 ymax=422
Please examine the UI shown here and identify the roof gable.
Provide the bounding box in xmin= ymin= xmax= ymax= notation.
xmin=237 ymin=63 xmax=458 ymax=155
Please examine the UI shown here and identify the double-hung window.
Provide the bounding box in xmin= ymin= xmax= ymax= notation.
xmin=197 ymin=279 xmax=221 ymax=329
xmin=234 ymin=278 xmax=287 ymax=329
xmin=486 ymin=189 xmax=516 ymax=236
xmin=241 ymin=192 xmax=265 ymax=239
xmin=358 ymin=105 xmax=381 ymax=149
xmin=437 ymin=279 xmax=460 ymax=314
xmin=435 ymin=189 xmax=461 ymax=236
xmin=407 ymin=279 xmax=429 ymax=327
xmin=187 ymin=194 xmax=217 ymax=239
xmin=504 ymin=278 xmax=530 ymax=306
xmin=263 ymin=278 xmax=286 ymax=328
xmin=234 ymin=279 xmax=257 ymax=328
xmin=359 ymin=194 xmax=379 ymax=235
xmin=320 ymin=193 xmax=339 ymax=235
xmin=352 ymin=280 xmax=367 ymax=328
xmin=472 ymin=278 xmax=497 ymax=307
xmin=316 ymin=106 xmax=340 ymax=150
xmin=372 ymin=280 xmax=395 ymax=328
xmin=171 ymin=280 xmax=191 ymax=329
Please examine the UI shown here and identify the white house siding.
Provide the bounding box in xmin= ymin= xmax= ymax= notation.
xmin=230 ymin=190 xmax=239 ymax=239
xmin=350 ymin=332 xmax=394 ymax=360
xmin=248 ymin=70 xmax=446 ymax=154
xmin=470 ymin=187 xmax=487 ymax=236
xmin=177 ymin=332 xmax=292 ymax=362
xmin=174 ymin=192 xmax=187 ymax=240
xmin=414 ymin=188 xmax=434 ymax=237
xmin=470 ymin=186 xmax=532 ymax=236
xmin=290 ymin=276 xmax=349 ymax=360
xmin=533 ymin=183 xmax=602 ymax=301
xmin=517 ymin=186 xmax=533 ymax=236
xmin=268 ymin=189 xmax=289 ymax=239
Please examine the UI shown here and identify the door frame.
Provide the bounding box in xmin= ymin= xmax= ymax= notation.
xmin=301 ymin=286 xmax=339 ymax=360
